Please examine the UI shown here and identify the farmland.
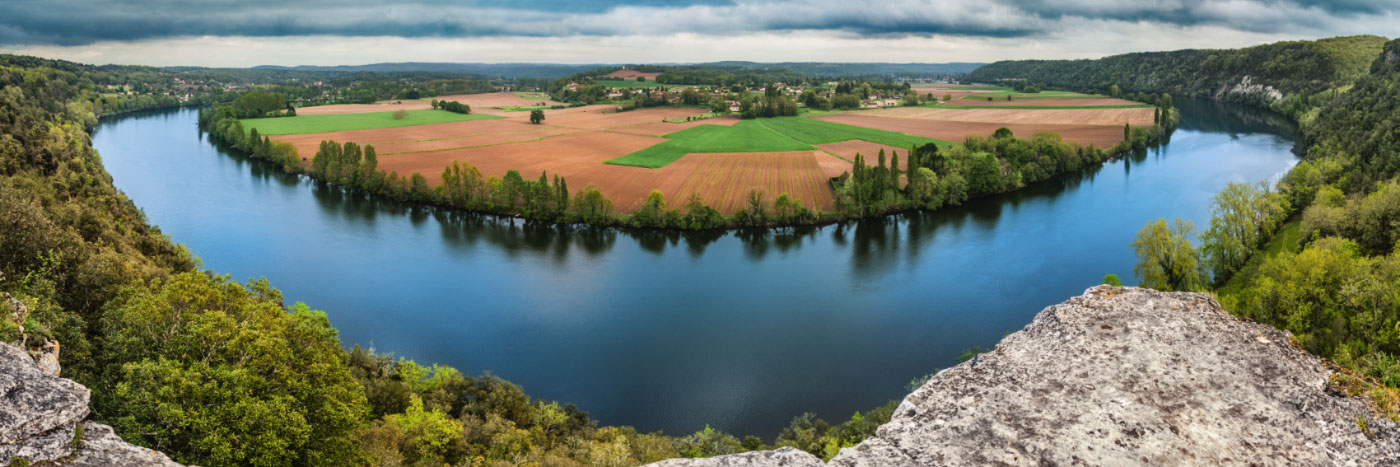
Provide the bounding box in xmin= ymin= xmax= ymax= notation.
xmin=242 ymin=86 xmax=1156 ymax=214
xmin=242 ymin=110 xmax=501 ymax=135
xmin=592 ymin=79 xmax=670 ymax=88
xmin=606 ymin=117 xmax=946 ymax=169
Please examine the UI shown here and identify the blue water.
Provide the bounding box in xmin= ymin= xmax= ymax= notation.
xmin=92 ymin=98 xmax=1298 ymax=437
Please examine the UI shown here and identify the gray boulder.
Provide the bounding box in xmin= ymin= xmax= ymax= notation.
xmin=0 ymin=342 xmax=181 ymax=466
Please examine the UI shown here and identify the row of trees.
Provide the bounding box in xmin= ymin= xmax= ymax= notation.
xmin=834 ymin=116 xmax=1174 ymax=219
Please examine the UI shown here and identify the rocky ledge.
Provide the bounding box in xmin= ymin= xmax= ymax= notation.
xmin=653 ymin=286 xmax=1400 ymax=466
xmin=0 ymin=342 xmax=182 ymax=466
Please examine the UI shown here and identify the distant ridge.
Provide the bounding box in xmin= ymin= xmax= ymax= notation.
xmin=250 ymin=61 xmax=985 ymax=79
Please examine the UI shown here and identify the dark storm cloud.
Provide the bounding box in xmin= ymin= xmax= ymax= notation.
xmin=1 ymin=0 xmax=1395 ymax=45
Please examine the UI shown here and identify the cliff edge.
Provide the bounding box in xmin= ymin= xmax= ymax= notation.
xmin=0 ymin=342 xmax=182 ymax=466
xmin=653 ymin=286 xmax=1400 ymax=466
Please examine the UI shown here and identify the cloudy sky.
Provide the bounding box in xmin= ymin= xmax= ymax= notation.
xmin=1 ymin=0 xmax=1397 ymax=67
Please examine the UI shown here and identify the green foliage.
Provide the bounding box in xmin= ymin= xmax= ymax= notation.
xmin=438 ymin=100 xmax=471 ymax=114
xmin=1200 ymin=181 xmax=1290 ymax=283
xmin=98 ymin=273 xmax=368 ymax=466
xmin=1132 ymin=218 xmax=1206 ymax=291
xmin=230 ymin=92 xmax=289 ymax=118
xmin=240 ymin=109 xmax=496 ymax=135
xmin=971 ymin=35 xmax=1387 ymax=117
xmin=529 ymin=108 xmax=545 ymax=124
xmin=1102 ymin=274 xmax=1123 ymax=287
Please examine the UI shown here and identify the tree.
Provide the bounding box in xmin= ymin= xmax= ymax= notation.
xmin=430 ymin=99 xmax=439 ymax=110
xmin=1200 ymin=181 xmax=1288 ymax=282
xmin=392 ymin=110 xmax=409 ymax=120
xmin=1109 ymin=84 xmax=1122 ymax=98
xmin=99 ymin=273 xmax=369 ymax=466
xmin=1132 ymin=218 xmax=1206 ymax=291
xmin=1102 ymin=274 xmax=1123 ymax=286
xmin=529 ymin=109 xmax=545 ymax=124
xmin=943 ymin=93 xmax=952 ymax=102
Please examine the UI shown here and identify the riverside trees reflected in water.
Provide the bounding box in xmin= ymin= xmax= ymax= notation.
xmin=94 ymin=98 xmax=1298 ymax=437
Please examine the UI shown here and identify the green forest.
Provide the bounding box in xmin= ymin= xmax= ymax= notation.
xmin=969 ymin=35 xmax=1388 ymax=118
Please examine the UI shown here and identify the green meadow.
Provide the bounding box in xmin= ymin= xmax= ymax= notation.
xmin=606 ymin=116 xmax=949 ymax=169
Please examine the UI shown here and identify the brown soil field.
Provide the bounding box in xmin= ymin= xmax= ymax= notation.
xmin=814 ymin=114 xmax=1127 ymax=147
xmin=858 ymin=107 xmax=1154 ymax=127
xmin=814 ymin=151 xmax=854 ymax=179
xmin=653 ymin=152 xmax=835 ymax=214
xmin=609 ymin=115 xmax=742 ymax=136
xmin=951 ymin=97 xmax=1143 ymax=107
xmin=272 ymin=119 xmax=547 ymax=156
xmin=541 ymin=107 xmax=710 ymax=130
xmin=365 ymin=128 xmax=584 ymax=155
xmin=372 ymin=131 xmax=675 ymax=211
xmin=604 ymin=70 xmax=663 ymax=81
xmin=815 ymin=141 xmax=914 ymax=170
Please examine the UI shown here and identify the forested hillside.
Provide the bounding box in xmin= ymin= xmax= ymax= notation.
xmin=969 ymin=35 xmax=1387 ymax=118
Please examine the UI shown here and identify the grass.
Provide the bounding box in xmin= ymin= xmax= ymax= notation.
xmin=1218 ymin=217 xmax=1302 ymax=298
xmin=592 ymin=79 xmax=671 ymax=89
xmin=606 ymin=116 xmax=948 ymax=168
xmin=242 ymin=110 xmax=502 ymax=135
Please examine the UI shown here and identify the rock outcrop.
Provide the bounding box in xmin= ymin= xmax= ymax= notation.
xmin=0 ymin=342 xmax=182 ymax=466
xmin=654 ymin=287 xmax=1400 ymax=466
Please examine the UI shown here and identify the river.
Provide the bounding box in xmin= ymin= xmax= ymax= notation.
xmin=92 ymin=98 xmax=1299 ymax=437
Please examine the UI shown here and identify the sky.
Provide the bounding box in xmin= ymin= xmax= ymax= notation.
xmin=1 ymin=0 xmax=1398 ymax=67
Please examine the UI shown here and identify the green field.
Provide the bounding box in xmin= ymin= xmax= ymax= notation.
xmin=592 ymin=79 xmax=671 ymax=89
xmin=241 ymin=110 xmax=502 ymax=135
xmin=606 ymin=116 xmax=948 ymax=168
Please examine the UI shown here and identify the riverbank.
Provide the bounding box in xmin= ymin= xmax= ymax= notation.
xmin=196 ymin=103 xmax=1177 ymax=231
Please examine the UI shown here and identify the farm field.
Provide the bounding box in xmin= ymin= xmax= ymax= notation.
xmin=593 ymin=79 xmax=670 ymax=88
xmin=255 ymin=88 xmax=1150 ymax=213
xmin=606 ymin=117 xmax=947 ymax=169
xmin=942 ymin=97 xmax=1149 ymax=108
xmin=603 ymin=69 xmax=663 ymax=81
xmin=815 ymin=114 xmax=1128 ymax=147
xmin=294 ymin=92 xmax=564 ymax=116
xmin=653 ymin=152 xmax=837 ymax=213
xmin=242 ymin=110 xmax=501 ymax=135
xmin=859 ymin=107 xmax=1155 ymax=126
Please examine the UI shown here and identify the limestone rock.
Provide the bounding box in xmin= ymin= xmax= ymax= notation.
xmin=0 ymin=342 xmax=184 ymax=466
xmin=649 ymin=447 xmax=824 ymax=467
xmin=66 ymin=422 xmax=182 ymax=467
xmin=654 ymin=287 xmax=1400 ymax=466
xmin=0 ymin=342 xmax=89 ymax=463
